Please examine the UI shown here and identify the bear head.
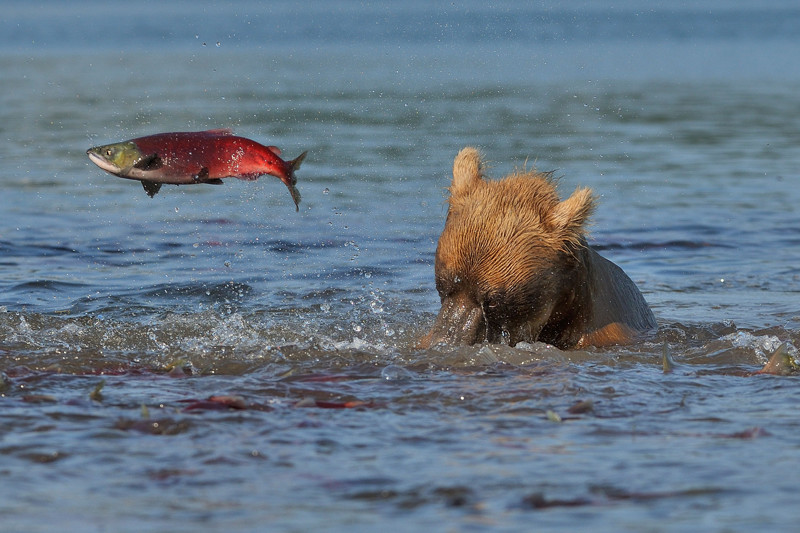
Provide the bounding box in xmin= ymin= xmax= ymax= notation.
xmin=422 ymin=147 xmax=596 ymax=348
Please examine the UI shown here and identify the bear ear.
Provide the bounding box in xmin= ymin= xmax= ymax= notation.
xmin=450 ymin=147 xmax=484 ymax=197
xmin=550 ymin=187 xmax=595 ymax=241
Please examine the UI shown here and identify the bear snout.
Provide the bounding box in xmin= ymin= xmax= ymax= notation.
xmin=418 ymin=294 xmax=485 ymax=348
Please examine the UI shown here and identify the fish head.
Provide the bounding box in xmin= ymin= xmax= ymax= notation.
xmin=86 ymin=141 xmax=143 ymax=175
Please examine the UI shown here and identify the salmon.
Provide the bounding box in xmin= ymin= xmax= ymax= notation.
xmin=87 ymin=129 xmax=306 ymax=210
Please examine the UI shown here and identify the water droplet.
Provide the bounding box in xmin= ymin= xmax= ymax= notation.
xmin=216 ymin=42 xmax=221 ymax=47
xmin=353 ymin=324 xmax=362 ymax=333
xmin=322 ymin=187 xmax=330 ymax=195
xmin=174 ymin=207 xmax=179 ymax=213
xmin=381 ymin=364 xmax=414 ymax=381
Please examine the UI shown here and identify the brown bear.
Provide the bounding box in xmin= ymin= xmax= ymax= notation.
xmin=420 ymin=147 xmax=656 ymax=350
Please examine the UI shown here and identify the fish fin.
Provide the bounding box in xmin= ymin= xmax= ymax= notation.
xmin=141 ymin=181 xmax=162 ymax=198
xmin=204 ymin=128 xmax=233 ymax=136
xmin=756 ymin=343 xmax=798 ymax=376
xmin=287 ymin=151 xmax=307 ymax=212
xmin=267 ymin=145 xmax=282 ymax=156
xmin=290 ymin=151 xmax=307 ymax=174
xmin=192 ymin=167 xmax=210 ymax=183
xmin=204 ymin=179 xmax=224 ymax=185
xmin=133 ymin=154 xmax=163 ymax=171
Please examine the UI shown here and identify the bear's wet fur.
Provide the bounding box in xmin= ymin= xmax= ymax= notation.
xmin=421 ymin=147 xmax=656 ymax=349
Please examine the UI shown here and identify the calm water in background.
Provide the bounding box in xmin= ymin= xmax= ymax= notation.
xmin=3 ymin=1 xmax=800 ymax=531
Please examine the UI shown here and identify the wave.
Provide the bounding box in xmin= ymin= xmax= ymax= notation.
xmin=1 ymin=299 xmax=794 ymax=377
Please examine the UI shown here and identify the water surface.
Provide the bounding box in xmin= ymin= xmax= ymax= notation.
xmin=2 ymin=2 xmax=800 ymax=531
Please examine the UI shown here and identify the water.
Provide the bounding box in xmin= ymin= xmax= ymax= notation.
xmin=3 ymin=1 xmax=800 ymax=531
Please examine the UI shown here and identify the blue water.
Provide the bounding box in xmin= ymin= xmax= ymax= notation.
xmin=3 ymin=2 xmax=800 ymax=531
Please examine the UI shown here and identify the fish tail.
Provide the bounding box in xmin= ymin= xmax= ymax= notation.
xmin=289 ymin=151 xmax=307 ymax=177
xmin=756 ymin=342 xmax=798 ymax=376
xmin=287 ymin=151 xmax=306 ymax=211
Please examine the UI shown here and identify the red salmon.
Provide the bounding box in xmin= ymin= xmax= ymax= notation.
xmin=87 ymin=129 xmax=306 ymax=210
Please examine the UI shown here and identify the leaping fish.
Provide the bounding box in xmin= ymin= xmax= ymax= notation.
xmin=87 ymin=129 xmax=306 ymax=210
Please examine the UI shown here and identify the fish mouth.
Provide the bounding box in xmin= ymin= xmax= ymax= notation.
xmin=87 ymin=150 xmax=123 ymax=175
